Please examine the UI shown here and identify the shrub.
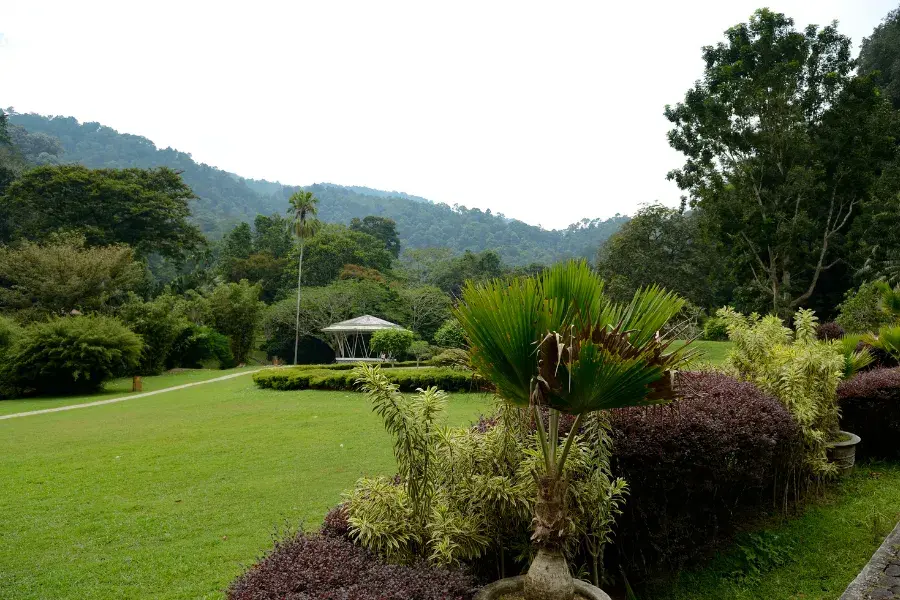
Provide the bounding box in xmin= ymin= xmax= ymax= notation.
xmin=370 ymin=328 xmax=414 ymax=361
xmin=409 ymin=340 xmax=432 ymax=366
xmin=1 ymin=315 xmax=143 ymax=396
xmin=838 ymin=368 xmax=900 ymax=459
xmin=119 ymin=294 xmax=189 ymax=374
xmin=701 ymin=316 xmax=729 ymax=341
xmin=608 ymin=372 xmax=803 ymax=573
xmin=836 ymin=282 xmax=894 ymax=333
xmin=718 ymin=307 xmax=846 ymax=477
xmin=0 ymin=315 xmax=21 ymax=357
xmin=816 ymin=321 xmax=845 ymax=341
xmin=253 ymin=366 xmax=477 ymax=392
xmin=433 ymin=319 xmax=466 ymax=348
xmin=167 ymin=324 xmax=234 ymax=369
xmin=430 ymin=348 xmax=471 ymax=369
xmin=226 ymin=531 xmax=477 ymax=600
xmin=206 ymin=280 xmax=266 ymax=364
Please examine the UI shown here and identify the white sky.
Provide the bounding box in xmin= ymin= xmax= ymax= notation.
xmin=0 ymin=1 xmax=896 ymax=229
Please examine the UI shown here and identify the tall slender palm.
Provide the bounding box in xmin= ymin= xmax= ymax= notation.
xmin=288 ymin=191 xmax=321 ymax=365
xmin=455 ymin=260 xmax=693 ymax=600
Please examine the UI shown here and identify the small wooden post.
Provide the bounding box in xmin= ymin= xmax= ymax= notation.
xmin=132 ymin=376 xmax=142 ymax=392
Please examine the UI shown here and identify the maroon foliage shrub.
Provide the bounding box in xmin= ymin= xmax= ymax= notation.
xmin=320 ymin=504 xmax=351 ymax=539
xmin=816 ymin=321 xmax=845 ymax=341
xmin=227 ymin=532 xmax=478 ymax=600
xmin=608 ymin=372 xmax=802 ymax=574
xmin=838 ymin=368 xmax=900 ymax=459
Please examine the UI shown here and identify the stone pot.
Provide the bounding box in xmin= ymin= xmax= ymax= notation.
xmin=473 ymin=575 xmax=612 ymax=600
xmin=827 ymin=430 xmax=861 ymax=475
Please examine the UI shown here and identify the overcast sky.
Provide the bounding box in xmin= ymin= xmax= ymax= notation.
xmin=1 ymin=1 xmax=897 ymax=229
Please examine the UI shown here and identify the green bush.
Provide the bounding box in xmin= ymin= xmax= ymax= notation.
xmin=119 ymin=294 xmax=189 ymax=375
xmin=433 ymin=319 xmax=466 ymax=348
xmin=253 ymin=366 xmax=476 ymax=392
xmin=2 ymin=315 xmax=143 ymax=396
xmin=167 ymin=325 xmax=234 ymax=369
xmin=370 ymin=328 xmax=414 ymax=361
xmin=836 ymin=282 xmax=895 ymax=333
xmin=0 ymin=315 xmax=21 ymax=357
xmin=701 ymin=316 xmax=729 ymax=341
xmin=429 ymin=348 xmax=470 ymax=369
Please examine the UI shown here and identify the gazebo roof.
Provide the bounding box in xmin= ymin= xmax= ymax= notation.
xmin=322 ymin=315 xmax=403 ymax=333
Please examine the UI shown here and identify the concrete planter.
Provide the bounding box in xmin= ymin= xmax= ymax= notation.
xmin=473 ymin=576 xmax=612 ymax=600
xmin=827 ymin=430 xmax=861 ymax=475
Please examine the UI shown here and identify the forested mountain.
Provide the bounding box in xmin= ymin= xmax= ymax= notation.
xmin=6 ymin=111 xmax=627 ymax=264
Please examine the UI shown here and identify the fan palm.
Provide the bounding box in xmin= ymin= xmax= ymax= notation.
xmin=455 ymin=260 xmax=692 ymax=600
xmin=288 ymin=191 xmax=321 ymax=365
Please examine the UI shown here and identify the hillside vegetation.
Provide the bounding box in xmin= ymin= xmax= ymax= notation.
xmin=5 ymin=112 xmax=625 ymax=265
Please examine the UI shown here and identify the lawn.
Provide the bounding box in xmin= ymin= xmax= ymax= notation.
xmin=0 ymin=374 xmax=492 ymax=600
xmin=672 ymin=339 xmax=732 ymax=366
xmin=646 ymin=462 xmax=900 ymax=600
xmin=0 ymin=367 xmax=261 ymax=417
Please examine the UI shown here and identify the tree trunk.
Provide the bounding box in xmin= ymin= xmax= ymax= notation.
xmin=524 ymin=475 xmax=574 ymax=600
xmin=293 ymin=242 xmax=305 ymax=365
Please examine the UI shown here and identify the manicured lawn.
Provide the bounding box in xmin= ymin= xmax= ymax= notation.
xmin=647 ymin=462 xmax=900 ymax=600
xmin=0 ymin=367 xmax=260 ymax=417
xmin=0 ymin=374 xmax=491 ymax=600
xmin=673 ymin=339 xmax=733 ymax=366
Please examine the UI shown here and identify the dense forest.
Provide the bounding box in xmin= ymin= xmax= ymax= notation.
xmin=3 ymin=111 xmax=626 ymax=265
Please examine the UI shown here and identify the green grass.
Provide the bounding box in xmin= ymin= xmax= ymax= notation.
xmin=0 ymin=374 xmax=492 ymax=599
xmin=646 ymin=463 xmax=900 ymax=600
xmin=0 ymin=367 xmax=260 ymax=416
xmin=673 ymin=339 xmax=733 ymax=366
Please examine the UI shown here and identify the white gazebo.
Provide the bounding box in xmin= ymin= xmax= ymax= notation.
xmin=322 ymin=315 xmax=402 ymax=362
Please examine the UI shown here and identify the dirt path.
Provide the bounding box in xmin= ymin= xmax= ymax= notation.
xmin=0 ymin=369 xmax=266 ymax=421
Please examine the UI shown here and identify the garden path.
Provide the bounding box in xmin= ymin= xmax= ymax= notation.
xmin=0 ymin=369 xmax=266 ymax=421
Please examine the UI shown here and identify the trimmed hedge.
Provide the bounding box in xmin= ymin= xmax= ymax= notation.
xmin=227 ymin=530 xmax=477 ymax=600
xmin=838 ymin=368 xmax=900 ymax=459
xmin=608 ymin=372 xmax=803 ymax=574
xmin=254 ymin=366 xmax=478 ymax=392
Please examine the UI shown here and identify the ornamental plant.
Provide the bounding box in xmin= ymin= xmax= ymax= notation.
xmin=370 ymin=328 xmax=414 ymax=362
xmin=717 ymin=307 xmax=869 ymax=477
xmin=454 ymin=260 xmax=692 ymax=600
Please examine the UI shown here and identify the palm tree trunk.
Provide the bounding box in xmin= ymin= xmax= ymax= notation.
xmin=293 ymin=241 xmax=305 ymax=365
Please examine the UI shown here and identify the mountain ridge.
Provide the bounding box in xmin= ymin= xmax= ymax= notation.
xmin=6 ymin=110 xmax=628 ymax=264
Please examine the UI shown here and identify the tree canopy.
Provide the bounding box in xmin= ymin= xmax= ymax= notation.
xmin=666 ymin=8 xmax=900 ymax=316
xmin=0 ymin=164 xmax=205 ymax=260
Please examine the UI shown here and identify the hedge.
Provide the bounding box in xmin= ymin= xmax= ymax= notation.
xmin=608 ymin=371 xmax=803 ymax=574
xmin=838 ymin=367 xmax=900 ymax=459
xmin=253 ymin=366 xmax=479 ymax=392
xmin=227 ymin=530 xmax=477 ymax=600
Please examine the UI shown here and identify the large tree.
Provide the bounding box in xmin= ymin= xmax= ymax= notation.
xmin=596 ymin=204 xmax=725 ymax=308
xmin=350 ymin=215 xmax=401 ymax=258
xmin=0 ymin=235 xmax=144 ymax=317
xmin=859 ymin=4 xmax=900 ymax=110
xmin=0 ymin=165 xmax=204 ymax=260
xmin=666 ymin=9 xmax=900 ymax=316
xmin=294 ymin=223 xmax=393 ymax=287
xmin=289 ymin=191 xmax=321 ymax=365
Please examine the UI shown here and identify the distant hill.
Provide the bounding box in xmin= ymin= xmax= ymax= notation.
xmin=7 ymin=111 xmax=628 ymax=264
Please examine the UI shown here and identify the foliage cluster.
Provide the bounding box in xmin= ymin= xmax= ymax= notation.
xmin=226 ymin=530 xmax=477 ymax=600
xmin=836 ymin=282 xmax=897 ymax=333
xmin=838 ymin=367 xmax=900 ymax=459
xmin=433 ymin=319 xmax=466 ymax=349
xmin=0 ymin=315 xmax=143 ymax=396
xmin=370 ymin=328 xmax=414 ymax=361
xmin=717 ymin=307 xmax=859 ymax=477
xmin=345 ymin=365 xmax=627 ymax=587
xmin=253 ymin=365 xmax=476 ymax=393
xmin=608 ymin=372 xmax=803 ymax=573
